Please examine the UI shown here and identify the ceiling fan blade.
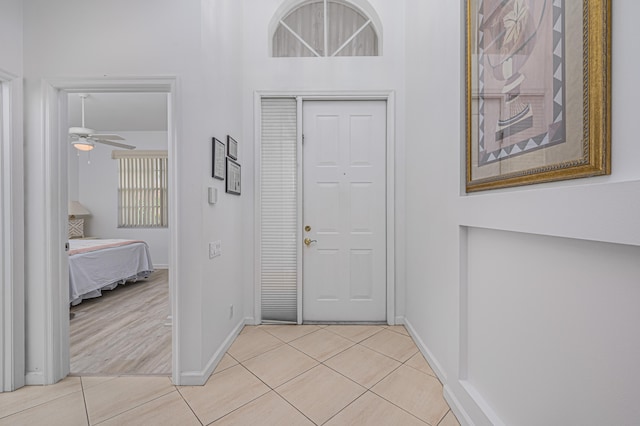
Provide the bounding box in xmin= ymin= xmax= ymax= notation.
xmin=95 ymin=139 xmax=136 ymax=150
xmin=89 ymin=133 xmax=125 ymax=141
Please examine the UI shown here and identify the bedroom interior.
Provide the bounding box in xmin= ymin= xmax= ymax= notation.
xmin=66 ymin=92 xmax=172 ymax=375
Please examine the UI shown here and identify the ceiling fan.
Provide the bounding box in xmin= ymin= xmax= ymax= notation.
xmin=69 ymin=94 xmax=136 ymax=151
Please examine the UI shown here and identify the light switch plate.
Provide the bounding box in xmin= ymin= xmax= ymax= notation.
xmin=212 ymin=240 xmax=221 ymax=257
xmin=208 ymin=187 xmax=217 ymax=204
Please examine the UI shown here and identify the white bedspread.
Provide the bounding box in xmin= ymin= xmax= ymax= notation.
xmin=69 ymin=239 xmax=154 ymax=305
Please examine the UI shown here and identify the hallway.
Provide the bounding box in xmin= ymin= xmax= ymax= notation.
xmin=0 ymin=325 xmax=459 ymax=425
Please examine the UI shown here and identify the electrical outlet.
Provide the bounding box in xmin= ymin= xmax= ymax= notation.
xmin=209 ymin=241 xmax=222 ymax=259
xmin=229 ymin=304 xmax=234 ymax=319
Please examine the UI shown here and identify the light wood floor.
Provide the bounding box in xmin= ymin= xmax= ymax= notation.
xmin=69 ymin=269 xmax=171 ymax=375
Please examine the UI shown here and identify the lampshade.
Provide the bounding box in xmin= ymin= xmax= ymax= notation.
xmin=72 ymin=140 xmax=94 ymax=151
xmin=68 ymin=201 xmax=91 ymax=217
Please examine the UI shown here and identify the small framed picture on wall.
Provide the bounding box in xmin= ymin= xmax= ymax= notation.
xmin=227 ymin=135 xmax=238 ymax=160
xmin=225 ymin=158 xmax=241 ymax=195
xmin=212 ymin=137 xmax=225 ymax=180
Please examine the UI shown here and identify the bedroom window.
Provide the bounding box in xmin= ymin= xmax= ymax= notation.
xmin=272 ymin=0 xmax=379 ymax=57
xmin=113 ymin=150 xmax=168 ymax=228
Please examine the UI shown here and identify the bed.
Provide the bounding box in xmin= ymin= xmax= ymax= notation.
xmin=69 ymin=239 xmax=154 ymax=305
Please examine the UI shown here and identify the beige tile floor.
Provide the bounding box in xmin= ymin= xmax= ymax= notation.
xmin=0 ymin=325 xmax=461 ymax=425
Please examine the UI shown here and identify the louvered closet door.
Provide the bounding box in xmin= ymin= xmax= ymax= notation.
xmin=260 ymin=98 xmax=298 ymax=322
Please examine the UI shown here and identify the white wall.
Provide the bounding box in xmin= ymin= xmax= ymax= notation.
xmin=74 ymin=131 xmax=170 ymax=267
xmin=0 ymin=0 xmax=23 ymax=74
xmin=23 ymin=0 xmax=245 ymax=385
xmin=405 ymin=1 xmax=640 ymax=425
xmin=241 ymin=0 xmax=407 ymax=322
xmin=0 ymin=0 xmax=25 ymax=392
xmin=67 ymin=143 xmax=79 ymax=201
xmin=199 ymin=0 xmax=245 ymax=374
xmin=466 ymin=229 xmax=640 ymax=425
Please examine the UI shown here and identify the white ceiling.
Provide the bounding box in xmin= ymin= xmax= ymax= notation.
xmin=67 ymin=92 xmax=168 ymax=132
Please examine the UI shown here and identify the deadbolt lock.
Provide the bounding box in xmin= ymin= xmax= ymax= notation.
xmin=304 ymin=225 xmax=311 ymax=232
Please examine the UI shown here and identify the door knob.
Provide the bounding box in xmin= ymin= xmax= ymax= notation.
xmin=304 ymin=238 xmax=317 ymax=246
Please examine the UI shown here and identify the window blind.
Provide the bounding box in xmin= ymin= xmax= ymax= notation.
xmin=116 ymin=151 xmax=168 ymax=228
xmin=260 ymin=98 xmax=298 ymax=322
xmin=273 ymin=0 xmax=378 ymax=57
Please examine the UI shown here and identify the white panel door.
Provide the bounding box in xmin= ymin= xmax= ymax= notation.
xmin=302 ymin=100 xmax=386 ymax=322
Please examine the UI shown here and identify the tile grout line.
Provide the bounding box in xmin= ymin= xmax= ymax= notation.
xmin=259 ymin=325 xmax=323 ymax=344
xmin=355 ymin=328 xmax=420 ymax=364
xmin=320 ymin=325 xmax=387 ymax=343
xmin=296 ymin=340 xmax=357 ymax=364
xmin=80 ymin=377 xmax=91 ymax=425
xmin=0 ymin=381 xmax=83 ymax=421
xmin=365 ymin=356 xmax=445 ymax=425
xmin=209 ymin=361 xmax=316 ymax=426
xmin=403 ymin=359 xmax=440 ymax=380
xmin=317 ymin=335 xmax=439 ymax=425
xmin=243 ymin=362 xmax=318 ymax=426
xmin=0 ymin=326 xmax=444 ymax=426
xmin=367 ymin=386 xmax=433 ymax=425
xmin=318 ymin=390 xmax=369 ymax=426
xmin=317 ymin=341 xmax=420 ymax=420
xmin=230 ymin=334 xmax=378 ymax=425
xmin=240 ymin=344 xmax=319 ymax=391
xmin=200 ymin=326 xmax=442 ymax=425
xmin=174 ymin=385 xmax=205 ymax=426
xmin=436 ymin=409 xmax=454 ymax=426
xmin=309 ymin=336 xmax=411 ymax=425
xmin=309 ymin=329 xmax=431 ymax=425
xmin=87 ymin=381 xmax=177 ymax=425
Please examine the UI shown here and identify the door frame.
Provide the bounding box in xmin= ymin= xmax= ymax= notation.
xmin=0 ymin=69 xmax=24 ymax=392
xmin=254 ymin=91 xmax=396 ymax=325
xmin=39 ymin=76 xmax=180 ymax=385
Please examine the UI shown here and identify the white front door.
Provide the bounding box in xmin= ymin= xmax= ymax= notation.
xmin=302 ymin=100 xmax=386 ymax=322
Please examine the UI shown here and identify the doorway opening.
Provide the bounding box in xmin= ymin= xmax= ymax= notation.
xmin=256 ymin=94 xmax=396 ymax=325
xmin=39 ymin=77 xmax=179 ymax=386
xmin=66 ymin=92 xmax=171 ymax=375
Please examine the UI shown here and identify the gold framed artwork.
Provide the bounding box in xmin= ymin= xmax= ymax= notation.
xmin=465 ymin=0 xmax=611 ymax=192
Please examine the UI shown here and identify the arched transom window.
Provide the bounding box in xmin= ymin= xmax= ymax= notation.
xmin=273 ymin=0 xmax=379 ymax=57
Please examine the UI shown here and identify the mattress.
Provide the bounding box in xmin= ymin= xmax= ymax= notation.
xmin=69 ymin=239 xmax=154 ymax=305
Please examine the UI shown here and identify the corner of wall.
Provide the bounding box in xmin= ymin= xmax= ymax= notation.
xmin=177 ymin=318 xmax=245 ymax=386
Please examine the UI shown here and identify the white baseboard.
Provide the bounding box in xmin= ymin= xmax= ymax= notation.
xmin=443 ymin=383 xmax=475 ymax=426
xmin=458 ymin=380 xmax=504 ymax=426
xmin=177 ymin=319 xmax=244 ymax=386
xmin=244 ymin=316 xmax=257 ymax=325
xmin=404 ymin=318 xmax=496 ymax=426
xmin=403 ymin=318 xmax=447 ymax=382
xmin=154 ymin=264 xmax=169 ymax=270
xmin=25 ymin=371 xmax=44 ymax=386
xmin=394 ymin=315 xmax=405 ymax=325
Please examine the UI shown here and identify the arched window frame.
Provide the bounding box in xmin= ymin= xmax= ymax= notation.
xmin=269 ymin=0 xmax=383 ymax=57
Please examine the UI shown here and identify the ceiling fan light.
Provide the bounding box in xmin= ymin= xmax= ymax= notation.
xmin=72 ymin=140 xmax=95 ymax=151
